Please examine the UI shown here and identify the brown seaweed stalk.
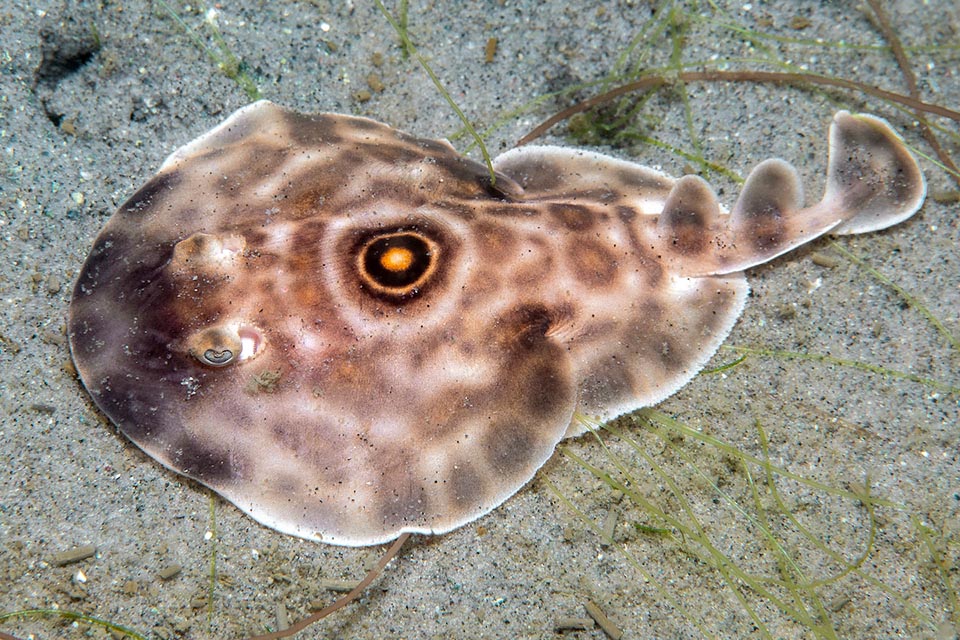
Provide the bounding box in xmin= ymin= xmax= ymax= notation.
xmin=865 ymin=0 xmax=960 ymax=185
xmin=518 ymin=70 xmax=960 ymax=148
xmin=242 ymin=532 xmax=411 ymax=640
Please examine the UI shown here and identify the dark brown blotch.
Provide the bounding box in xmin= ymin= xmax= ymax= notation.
xmin=283 ymin=111 xmax=346 ymax=147
xmin=616 ymin=205 xmax=637 ymax=223
xmin=120 ymin=171 xmax=181 ymax=216
xmin=518 ymin=358 xmax=570 ymax=418
xmin=548 ymin=203 xmax=596 ymax=231
xmin=271 ymin=420 xmax=306 ymax=453
xmin=567 ymin=237 xmax=618 ymax=286
xmin=643 ymin=328 xmax=694 ymax=373
xmin=93 ymin=372 xmax=182 ymax=442
xmin=578 ymin=355 xmax=636 ymax=412
xmin=474 ymin=220 xmax=517 ymax=261
xmin=495 ymin=304 xmax=554 ymax=350
xmin=426 ymin=155 xmax=504 ymax=197
xmin=289 ymin=219 xmax=326 ymax=262
xmin=664 ymin=211 xmax=711 ymax=254
xmin=483 ymin=203 xmax=542 ymax=218
xmin=355 ymin=140 xmax=432 ymax=169
xmin=292 ymin=151 xmax=369 ymax=203
xmin=615 ymin=167 xmax=671 ymax=191
xmin=742 ymin=206 xmax=786 ymax=252
xmin=622 ymin=226 xmax=665 ymax=287
xmin=733 ymin=161 xmax=800 ymax=253
xmin=476 ymin=171 xmax=525 ymax=202
xmin=342 ymin=116 xmax=389 ymax=133
xmin=376 ymin=463 xmax=431 ymax=529
xmin=449 ymin=461 xmax=486 ymax=510
xmin=482 ymin=420 xmax=536 ymax=476
xmin=433 ymin=200 xmax=477 ymax=220
xmin=173 ymin=438 xmax=239 ymax=483
xmin=658 ymin=176 xmax=719 ymax=256
xmin=495 ymin=155 xmax=565 ymax=192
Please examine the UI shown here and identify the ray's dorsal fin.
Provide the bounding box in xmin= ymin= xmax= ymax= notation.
xmin=660 ymin=111 xmax=925 ymax=276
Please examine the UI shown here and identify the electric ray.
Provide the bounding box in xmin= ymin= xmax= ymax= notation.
xmin=68 ymin=101 xmax=925 ymax=546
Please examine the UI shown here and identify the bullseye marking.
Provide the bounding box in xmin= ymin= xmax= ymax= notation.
xmin=356 ymin=231 xmax=440 ymax=298
xmin=380 ymin=246 xmax=415 ymax=272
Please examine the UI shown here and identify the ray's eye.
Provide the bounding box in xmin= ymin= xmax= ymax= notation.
xmin=202 ymin=348 xmax=235 ymax=366
xmin=357 ymin=231 xmax=439 ymax=297
xmin=188 ymin=328 xmax=241 ymax=367
xmin=186 ymin=324 xmax=264 ymax=367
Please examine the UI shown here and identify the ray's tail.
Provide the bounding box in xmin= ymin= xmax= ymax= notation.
xmin=658 ymin=111 xmax=926 ymax=276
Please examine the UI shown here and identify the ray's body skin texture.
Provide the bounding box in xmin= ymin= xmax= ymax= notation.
xmin=68 ymin=101 xmax=924 ymax=546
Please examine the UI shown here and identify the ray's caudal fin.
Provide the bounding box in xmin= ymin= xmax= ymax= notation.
xmin=659 ymin=111 xmax=926 ymax=277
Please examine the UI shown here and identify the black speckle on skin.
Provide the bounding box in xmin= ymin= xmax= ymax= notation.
xmin=288 ymin=219 xmax=327 ymax=264
xmin=621 ymin=225 xmax=665 ymax=288
xmin=72 ymin=229 xmax=127 ymax=293
xmin=640 ymin=300 xmax=665 ymax=322
xmin=432 ymin=200 xmax=477 ymax=220
xmin=361 ymin=178 xmax=429 ymax=206
xmin=696 ymin=282 xmax=739 ymax=332
xmin=889 ymin=165 xmax=917 ymax=204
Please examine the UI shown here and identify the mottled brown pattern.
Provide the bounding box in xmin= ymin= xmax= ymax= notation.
xmin=69 ymin=102 xmax=925 ymax=546
xmin=567 ymin=237 xmax=619 ymax=286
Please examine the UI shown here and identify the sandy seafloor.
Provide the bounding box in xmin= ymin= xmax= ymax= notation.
xmin=1 ymin=0 xmax=958 ymax=639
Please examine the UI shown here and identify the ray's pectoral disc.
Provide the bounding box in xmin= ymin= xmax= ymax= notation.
xmin=358 ymin=231 xmax=438 ymax=296
xmin=67 ymin=100 xmax=924 ymax=548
